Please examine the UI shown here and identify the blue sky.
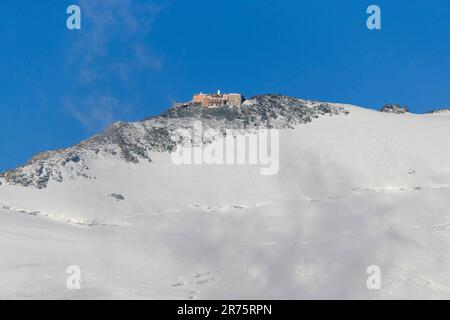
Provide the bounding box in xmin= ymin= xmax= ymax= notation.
xmin=0 ymin=0 xmax=449 ymax=171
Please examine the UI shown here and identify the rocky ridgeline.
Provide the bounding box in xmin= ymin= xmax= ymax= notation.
xmin=426 ymin=108 xmax=450 ymax=114
xmin=380 ymin=104 xmax=409 ymax=114
xmin=0 ymin=95 xmax=348 ymax=189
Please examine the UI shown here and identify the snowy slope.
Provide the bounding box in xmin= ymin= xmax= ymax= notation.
xmin=1 ymin=95 xmax=450 ymax=299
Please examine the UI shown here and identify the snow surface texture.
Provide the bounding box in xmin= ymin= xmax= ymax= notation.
xmin=1 ymin=95 xmax=450 ymax=299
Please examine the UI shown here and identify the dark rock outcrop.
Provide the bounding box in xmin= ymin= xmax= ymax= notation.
xmin=380 ymin=104 xmax=409 ymax=114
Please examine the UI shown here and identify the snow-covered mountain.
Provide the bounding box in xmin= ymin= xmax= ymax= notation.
xmin=1 ymin=94 xmax=450 ymax=299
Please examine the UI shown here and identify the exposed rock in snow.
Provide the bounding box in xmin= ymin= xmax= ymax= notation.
xmin=426 ymin=108 xmax=450 ymax=114
xmin=109 ymin=193 xmax=125 ymax=201
xmin=380 ymin=104 xmax=409 ymax=114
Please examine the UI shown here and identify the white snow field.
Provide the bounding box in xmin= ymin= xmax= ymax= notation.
xmin=1 ymin=103 xmax=450 ymax=299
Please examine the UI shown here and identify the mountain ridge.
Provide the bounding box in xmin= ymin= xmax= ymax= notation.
xmin=2 ymin=93 xmax=450 ymax=299
xmin=0 ymin=94 xmax=348 ymax=189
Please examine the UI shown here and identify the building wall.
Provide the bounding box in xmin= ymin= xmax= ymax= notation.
xmin=193 ymin=94 xmax=206 ymax=103
xmin=192 ymin=93 xmax=243 ymax=108
xmin=226 ymin=94 xmax=243 ymax=107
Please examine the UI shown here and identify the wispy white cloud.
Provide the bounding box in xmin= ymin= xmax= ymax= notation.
xmin=65 ymin=95 xmax=133 ymax=133
xmin=65 ymin=0 xmax=167 ymax=130
xmin=75 ymin=0 xmax=166 ymax=72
